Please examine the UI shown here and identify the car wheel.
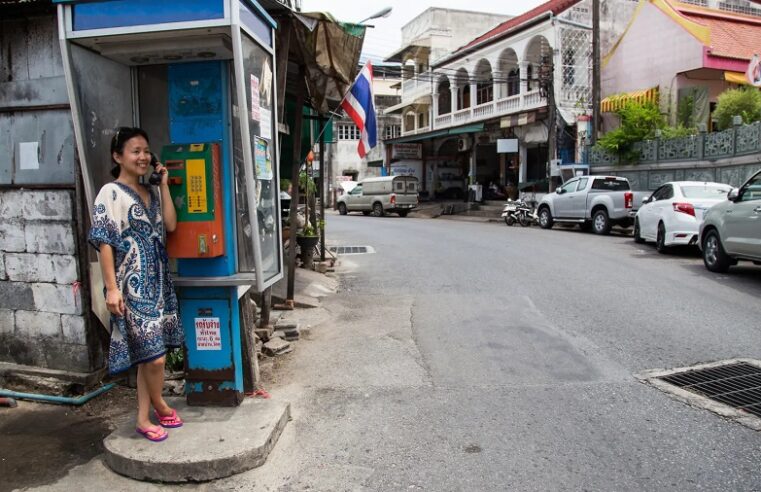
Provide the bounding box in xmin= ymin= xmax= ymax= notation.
xmin=702 ymin=229 xmax=731 ymax=273
xmin=398 ymin=210 xmax=409 ymax=217
xmin=372 ymin=202 xmax=384 ymax=217
xmin=538 ymin=207 xmax=553 ymax=229
xmin=592 ymin=209 xmax=611 ymax=235
xmin=504 ymin=215 xmax=515 ymax=226
xmin=633 ymin=218 xmax=645 ymax=244
xmin=655 ymin=222 xmax=669 ymax=254
xmin=338 ymin=203 xmax=347 ymax=215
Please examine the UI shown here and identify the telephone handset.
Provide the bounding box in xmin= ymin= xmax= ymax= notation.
xmin=148 ymin=152 xmax=162 ymax=186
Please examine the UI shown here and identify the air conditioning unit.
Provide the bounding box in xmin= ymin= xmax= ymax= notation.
xmin=457 ymin=138 xmax=471 ymax=152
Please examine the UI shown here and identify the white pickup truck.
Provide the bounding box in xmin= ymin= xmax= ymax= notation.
xmin=537 ymin=175 xmax=647 ymax=234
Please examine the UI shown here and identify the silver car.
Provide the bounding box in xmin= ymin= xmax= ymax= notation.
xmin=699 ymin=169 xmax=761 ymax=272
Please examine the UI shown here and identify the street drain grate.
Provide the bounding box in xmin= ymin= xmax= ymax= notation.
xmin=329 ymin=246 xmax=374 ymax=255
xmin=637 ymin=359 xmax=761 ymax=431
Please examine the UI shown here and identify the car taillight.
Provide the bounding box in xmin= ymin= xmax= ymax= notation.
xmin=390 ymin=193 xmax=396 ymax=205
xmin=673 ymin=202 xmax=695 ymax=216
xmin=624 ymin=191 xmax=633 ymax=208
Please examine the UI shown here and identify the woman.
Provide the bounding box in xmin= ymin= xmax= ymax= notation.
xmin=89 ymin=127 xmax=184 ymax=442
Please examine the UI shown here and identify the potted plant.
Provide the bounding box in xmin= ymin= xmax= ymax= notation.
xmin=296 ymin=157 xmax=319 ymax=268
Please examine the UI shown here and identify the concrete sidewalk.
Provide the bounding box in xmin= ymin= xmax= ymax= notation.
xmin=2 ymin=265 xmax=340 ymax=488
xmin=271 ymin=264 xmax=339 ymax=308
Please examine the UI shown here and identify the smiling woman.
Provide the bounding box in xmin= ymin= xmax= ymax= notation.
xmin=89 ymin=126 xmax=184 ymax=442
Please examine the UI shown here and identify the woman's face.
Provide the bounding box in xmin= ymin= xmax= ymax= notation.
xmin=113 ymin=136 xmax=151 ymax=179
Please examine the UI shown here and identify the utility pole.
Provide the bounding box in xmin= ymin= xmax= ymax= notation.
xmin=592 ymin=0 xmax=601 ymax=145
xmin=540 ymin=54 xmax=556 ymax=192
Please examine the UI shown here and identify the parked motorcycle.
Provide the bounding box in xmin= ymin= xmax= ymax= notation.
xmin=501 ymin=199 xmax=534 ymax=227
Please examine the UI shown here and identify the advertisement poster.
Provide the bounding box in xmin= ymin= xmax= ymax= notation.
xmin=250 ymin=74 xmax=260 ymax=121
xmin=195 ymin=317 xmax=222 ymax=351
xmin=254 ymin=136 xmax=273 ymax=180
xmin=261 ymin=59 xmax=273 ymax=106
xmin=259 ymin=108 xmax=272 ymax=140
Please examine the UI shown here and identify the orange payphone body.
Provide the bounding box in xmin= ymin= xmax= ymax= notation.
xmin=162 ymin=143 xmax=225 ymax=258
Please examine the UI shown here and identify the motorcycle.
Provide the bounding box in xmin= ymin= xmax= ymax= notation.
xmin=501 ymin=198 xmax=534 ymax=227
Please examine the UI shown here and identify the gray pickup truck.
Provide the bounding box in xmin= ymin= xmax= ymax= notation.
xmin=537 ymin=175 xmax=647 ymax=234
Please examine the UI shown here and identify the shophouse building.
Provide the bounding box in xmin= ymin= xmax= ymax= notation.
xmin=384 ymin=1 xmax=646 ymax=200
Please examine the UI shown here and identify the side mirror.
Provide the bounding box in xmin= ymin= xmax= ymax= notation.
xmin=556 ymin=188 xmax=565 ymax=195
xmin=642 ymin=196 xmax=653 ymax=205
xmin=728 ymin=188 xmax=740 ymax=201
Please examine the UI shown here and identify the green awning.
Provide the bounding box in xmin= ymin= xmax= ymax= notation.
xmin=387 ymin=123 xmax=484 ymax=144
xmin=447 ymin=123 xmax=484 ymax=135
xmin=518 ymin=179 xmax=549 ymax=191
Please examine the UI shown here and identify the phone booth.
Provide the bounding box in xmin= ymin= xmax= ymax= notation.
xmin=56 ymin=0 xmax=283 ymax=406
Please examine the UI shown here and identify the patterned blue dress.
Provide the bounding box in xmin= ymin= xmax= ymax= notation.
xmin=88 ymin=182 xmax=183 ymax=374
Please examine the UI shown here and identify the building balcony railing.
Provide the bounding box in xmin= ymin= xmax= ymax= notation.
xmin=401 ymin=125 xmax=431 ymax=136
xmin=401 ymin=90 xmax=546 ymax=137
xmin=400 ymin=72 xmax=432 ymax=104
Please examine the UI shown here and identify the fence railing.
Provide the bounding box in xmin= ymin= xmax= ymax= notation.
xmin=588 ymin=121 xmax=761 ymax=166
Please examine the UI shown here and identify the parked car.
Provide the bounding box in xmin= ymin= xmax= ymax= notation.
xmin=337 ymin=175 xmax=419 ymax=217
xmin=537 ymin=175 xmax=648 ymax=234
xmin=699 ymin=169 xmax=761 ymax=272
xmin=633 ymin=181 xmax=733 ymax=253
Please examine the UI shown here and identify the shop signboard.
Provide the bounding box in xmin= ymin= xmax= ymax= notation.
xmin=392 ymin=143 xmax=422 ymax=160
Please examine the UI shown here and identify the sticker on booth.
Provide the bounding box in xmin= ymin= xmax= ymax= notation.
xmin=195 ymin=317 xmax=222 ymax=351
xmin=250 ymin=74 xmax=260 ymax=121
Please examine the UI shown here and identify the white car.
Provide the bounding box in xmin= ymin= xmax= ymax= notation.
xmin=633 ymin=181 xmax=733 ymax=253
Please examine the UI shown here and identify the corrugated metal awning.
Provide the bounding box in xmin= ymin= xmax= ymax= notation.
xmin=600 ymin=87 xmax=659 ymax=113
xmin=386 ymin=123 xmax=484 ymax=144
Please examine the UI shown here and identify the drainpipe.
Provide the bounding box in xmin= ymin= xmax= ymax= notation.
xmin=0 ymin=383 xmax=115 ymax=406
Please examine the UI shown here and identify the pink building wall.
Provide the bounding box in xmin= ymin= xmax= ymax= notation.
xmin=602 ymin=2 xmax=704 ymax=113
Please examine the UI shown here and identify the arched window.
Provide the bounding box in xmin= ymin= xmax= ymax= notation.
xmin=438 ymin=78 xmax=452 ymax=115
xmin=460 ymin=85 xmax=470 ymax=110
xmin=507 ymin=68 xmax=520 ymax=96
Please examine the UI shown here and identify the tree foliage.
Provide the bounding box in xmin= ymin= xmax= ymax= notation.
xmin=596 ymin=101 xmax=664 ymax=160
xmin=712 ymin=87 xmax=761 ymax=130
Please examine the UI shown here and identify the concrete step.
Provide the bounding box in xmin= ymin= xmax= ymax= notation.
xmin=461 ymin=209 xmax=503 ymax=218
xmin=103 ymin=397 xmax=290 ymax=482
xmin=475 ymin=204 xmax=504 ymax=212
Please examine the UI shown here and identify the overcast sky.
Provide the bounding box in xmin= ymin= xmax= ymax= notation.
xmin=300 ymin=0 xmax=548 ymax=63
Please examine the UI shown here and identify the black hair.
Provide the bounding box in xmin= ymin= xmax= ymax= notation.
xmin=110 ymin=127 xmax=150 ymax=179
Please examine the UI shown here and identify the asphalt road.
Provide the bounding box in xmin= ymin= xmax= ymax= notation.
xmin=225 ymin=213 xmax=761 ymax=491
xmin=27 ymin=213 xmax=761 ymax=491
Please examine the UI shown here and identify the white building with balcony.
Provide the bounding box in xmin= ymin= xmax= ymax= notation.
xmin=385 ymin=0 xmax=599 ymax=198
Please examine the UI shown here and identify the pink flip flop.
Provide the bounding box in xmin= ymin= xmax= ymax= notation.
xmin=136 ymin=424 xmax=168 ymax=442
xmin=155 ymin=408 xmax=184 ymax=428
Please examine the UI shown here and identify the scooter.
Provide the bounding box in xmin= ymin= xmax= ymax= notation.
xmin=501 ymin=199 xmax=534 ymax=227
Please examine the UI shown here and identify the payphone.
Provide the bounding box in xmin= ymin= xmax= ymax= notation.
xmin=163 ymin=143 xmax=225 ymax=259
xmin=56 ymin=0 xmax=283 ymax=406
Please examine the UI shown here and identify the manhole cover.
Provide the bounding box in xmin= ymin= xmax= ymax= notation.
xmin=637 ymin=359 xmax=761 ymax=430
xmin=329 ymin=246 xmax=374 ymax=255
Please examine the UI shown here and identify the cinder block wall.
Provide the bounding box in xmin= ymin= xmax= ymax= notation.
xmin=0 ymin=190 xmax=91 ymax=371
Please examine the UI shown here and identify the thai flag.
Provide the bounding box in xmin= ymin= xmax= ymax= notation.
xmin=340 ymin=61 xmax=377 ymax=158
